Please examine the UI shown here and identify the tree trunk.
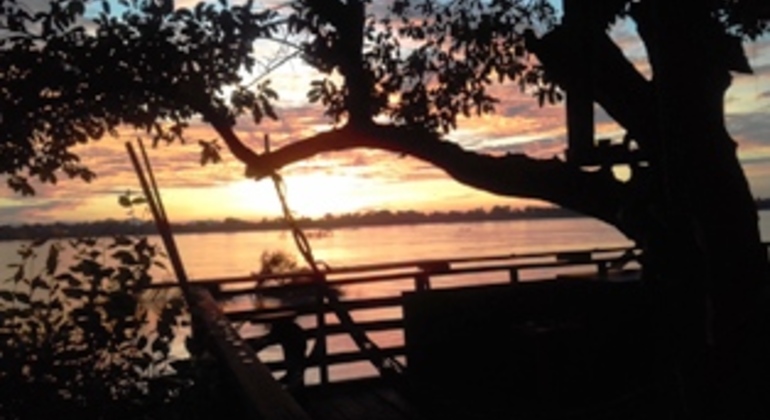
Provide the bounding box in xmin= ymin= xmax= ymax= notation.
xmin=531 ymin=2 xmax=770 ymax=416
xmin=640 ymin=2 xmax=770 ymax=417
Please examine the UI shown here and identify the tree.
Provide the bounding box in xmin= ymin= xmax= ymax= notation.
xmin=2 ymin=0 xmax=769 ymax=416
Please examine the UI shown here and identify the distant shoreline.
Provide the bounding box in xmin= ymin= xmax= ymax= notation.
xmin=4 ymin=203 xmax=770 ymax=243
xmin=0 ymin=206 xmax=585 ymax=242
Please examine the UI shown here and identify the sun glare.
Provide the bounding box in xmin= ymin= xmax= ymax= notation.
xmin=226 ymin=173 xmax=376 ymax=219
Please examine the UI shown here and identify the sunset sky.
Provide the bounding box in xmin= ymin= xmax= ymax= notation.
xmin=1 ymin=1 xmax=769 ymax=225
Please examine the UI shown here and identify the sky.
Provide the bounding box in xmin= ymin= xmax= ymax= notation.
xmin=1 ymin=1 xmax=769 ymax=225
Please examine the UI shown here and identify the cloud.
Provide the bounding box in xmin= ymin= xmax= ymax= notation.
xmin=3 ymin=4 xmax=769 ymax=225
xmin=0 ymin=196 xmax=86 ymax=225
xmin=501 ymin=102 xmax=537 ymax=118
xmin=728 ymin=111 xmax=770 ymax=149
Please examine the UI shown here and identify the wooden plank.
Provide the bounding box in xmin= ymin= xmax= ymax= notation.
xmin=143 ymin=246 xmax=638 ymax=290
xmin=557 ymin=269 xmax=641 ymax=282
xmin=310 ymin=319 xmax=404 ymax=337
xmin=211 ymin=253 xmax=639 ymax=300
xmin=224 ymin=255 xmax=640 ymax=321
xmin=563 ymin=0 xmax=596 ymax=165
xmin=300 ymin=379 xmax=426 ymax=420
xmin=244 ymin=319 xmax=403 ymax=340
xmin=190 ymin=287 xmax=311 ymax=420
xmin=226 ymin=296 xmax=406 ymax=321
xmin=262 ymin=346 xmax=405 ymax=371
xmin=315 ymin=280 xmax=330 ymax=385
xmin=403 ymin=280 xmax=653 ymax=418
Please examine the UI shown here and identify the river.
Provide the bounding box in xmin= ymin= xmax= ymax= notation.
xmin=2 ymin=213 xmax=769 ymax=382
xmin=5 ymin=212 xmax=770 ymax=279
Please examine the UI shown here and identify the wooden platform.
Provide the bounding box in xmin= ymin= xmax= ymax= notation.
xmin=403 ymin=279 xmax=658 ymax=419
xmin=177 ymin=246 xmax=653 ymax=420
xmin=296 ymin=379 xmax=425 ymax=420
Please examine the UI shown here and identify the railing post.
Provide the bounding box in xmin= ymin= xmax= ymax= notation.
xmin=415 ymin=273 xmax=430 ymax=291
xmin=509 ymin=269 xmax=520 ymax=283
xmin=415 ymin=262 xmax=446 ymax=291
xmin=314 ymin=273 xmax=329 ymax=385
xmin=597 ymin=261 xmax=608 ymax=278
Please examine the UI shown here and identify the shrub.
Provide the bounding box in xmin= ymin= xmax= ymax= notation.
xmin=0 ymin=233 xmax=191 ymax=419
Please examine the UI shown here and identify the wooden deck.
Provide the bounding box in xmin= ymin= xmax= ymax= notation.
xmin=173 ymin=246 xmax=649 ymax=420
xmin=298 ymin=379 xmax=425 ymax=420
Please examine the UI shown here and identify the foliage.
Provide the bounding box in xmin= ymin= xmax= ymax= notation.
xmin=0 ymin=209 xmax=194 ymax=418
xmin=257 ymin=249 xmax=300 ymax=277
xmin=254 ymin=250 xmax=339 ymax=305
xmin=1 ymin=0 xmax=767 ymax=196
xmin=0 ymin=0 xmax=281 ymax=195
xmin=363 ymin=0 xmax=558 ymax=131
xmin=283 ymin=0 xmax=560 ymax=130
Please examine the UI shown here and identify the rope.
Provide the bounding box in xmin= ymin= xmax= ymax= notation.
xmin=263 ymin=135 xmax=406 ymax=377
xmin=270 ymin=172 xmax=319 ymax=273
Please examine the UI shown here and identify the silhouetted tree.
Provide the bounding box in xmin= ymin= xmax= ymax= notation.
xmin=2 ymin=0 xmax=770 ymax=416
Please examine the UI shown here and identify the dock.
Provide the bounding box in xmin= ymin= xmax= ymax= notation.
xmin=146 ymin=246 xmax=656 ymax=420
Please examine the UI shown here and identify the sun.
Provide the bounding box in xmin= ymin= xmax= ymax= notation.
xmin=225 ymin=172 xmax=377 ymax=219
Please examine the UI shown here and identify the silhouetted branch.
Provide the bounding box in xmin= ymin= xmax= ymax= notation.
xmin=239 ymin=124 xmax=632 ymax=237
xmin=305 ymin=0 xmax=370 ymax=126
xmin=177 ymin=87 xmax=261 ymax=164
xmin=527 ymin=28 xmax=659 ymax=157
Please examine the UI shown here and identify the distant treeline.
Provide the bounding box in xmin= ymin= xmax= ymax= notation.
xmin=5 ymin=200 xmax=770 ymax=242
xmin=0 ymin=205 xmax=585 ymax=242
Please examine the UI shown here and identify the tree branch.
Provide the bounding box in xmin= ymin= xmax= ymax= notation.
xmin=241 ymin=124 xmax=633 ymax=237
xmin=527 ymin=26 xmax=660 ymax=157
xmin=176 ymin=85 xmax=262 ymax=164
xmin=308 ymin=0 xmax=370 ymax=126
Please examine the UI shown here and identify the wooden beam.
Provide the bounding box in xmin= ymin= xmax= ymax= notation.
xmin=563 ymin=0 xmax=595 ymax=164
xmin=190 ymin=287 xmax=311 ymax=420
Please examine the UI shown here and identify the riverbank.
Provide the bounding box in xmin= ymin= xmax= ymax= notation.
xmin=0 ymin=206 xmax=583 ymax=241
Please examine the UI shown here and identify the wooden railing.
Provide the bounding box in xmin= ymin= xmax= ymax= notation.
xmin=154 ymin=246 xmax=642 ymax=387
xmin=189 ymin=287 xmax=311 ymax=419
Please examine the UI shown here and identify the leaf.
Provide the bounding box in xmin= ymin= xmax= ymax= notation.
xmin=69 ymin=0 xmax=85 ymax=16
xmin=118 ymin=194 xmax=131 ymax=208
xmin=185 ymin=335 xmax=203 ymax=354
xmin=152 ymin=338 xmax=169 ymax=355
xmin=13 ymin=265 xmax=24 ymax=283
xmin=251 ymin=105 xmax=263 ymax=124
xmin=46 ymin=244 xmax=59 ymax=275
xmin=137 ymin=336 xmax=148 ymax=349
xmin=13 ymin=293 xmax=30 ymax=305
xmin=0 ymin=291 xmax=13 ymax=302
xmin=112 ymin=250 xmax=137 ymax=265
xmin=263 ymin=86 xmax=278 ymax=100
xmin=307 ymin=90 xmax=321 ymax=103
xmin=157 ymin=317 xmax=173 ymax=338
xmin=111 ymin=236 xmax=133 ymax=248
xmin=199 ymin=140 xmax=222 ymax=166
xmin=62 ymin=288 xmax=87 ymax=299
xmin=30 ymin=277 xmax=49 ymax=291
xmin=114 ymin=266 xmax=134 ymax=286
xmin=31 ymin=238 xmax=48 ymax=247
xmin=55 ymin=273 xmax=79 ymax=286
xmin=514 ymin=44 xmax=525 ymax=57
xmin=170 ymin=359 xmax=193 ymax=375
xmin=261 ymin=98 xmax=278 ymax=120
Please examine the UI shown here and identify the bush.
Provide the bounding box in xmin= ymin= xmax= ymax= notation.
xmin=0 ymin=233 xmax=192 ymax=419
